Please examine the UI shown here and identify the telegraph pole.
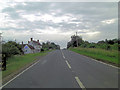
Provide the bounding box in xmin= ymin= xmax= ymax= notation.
xmin=0 ymin=33 xmax=2 ymax=49
xmin=76 ymin=32 xmax=77 ymax=36
xmin=76 ymin=32 xmax=78 ymax=47
xmin=0 ymin=33 xmax=2 ymax=72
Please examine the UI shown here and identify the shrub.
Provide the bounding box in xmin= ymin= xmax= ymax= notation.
xmin=41 ymin=48 xmax=44 ymax=52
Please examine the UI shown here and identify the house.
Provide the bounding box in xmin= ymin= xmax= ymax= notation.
xmin=23 ymin=44 xmax=35 ymax=54
xmin=22 ymin=38 xmax=42 ymax=54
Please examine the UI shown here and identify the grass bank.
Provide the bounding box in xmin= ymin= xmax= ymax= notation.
xmin=69 ymin=47 xmax=119 ymax=65
xmin=2 ymin=50 xmax=51 ymax=78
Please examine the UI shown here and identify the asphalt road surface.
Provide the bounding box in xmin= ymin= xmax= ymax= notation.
xmin=3 ymin=50 xmax=118 ymax=88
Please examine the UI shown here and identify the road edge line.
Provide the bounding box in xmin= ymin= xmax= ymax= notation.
xmin=0 ymin=59 xmax=41 ymax=89
xmin=69 ymin=50 xmax=119 ymax=69
xmin=81 ymin=54 xmax=119 ymax=69
xmin=90 ymin=58 xmax=120 ymax=69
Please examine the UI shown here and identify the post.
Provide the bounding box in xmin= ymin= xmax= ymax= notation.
xmin=76 ymin=32 xmax=78 ymax=47
xmin=31 ymin=38 xmax=33 ymax=41
xmin=0 ymin=33 xmax=1 ymax=85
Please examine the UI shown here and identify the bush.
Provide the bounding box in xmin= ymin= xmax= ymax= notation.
xmin=2 ymin=41 xmax=22 ymax=58
xmin=41 ymin=48 xmax=44 ymax=52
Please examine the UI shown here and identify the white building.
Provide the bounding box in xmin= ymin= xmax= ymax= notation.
xmin=22 ymin=38 xmax=42 ymax=54
xmin=23 ymin=44 xmax=35 ymax=54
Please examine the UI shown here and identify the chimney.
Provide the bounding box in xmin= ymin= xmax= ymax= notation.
xmin=37 ymin=40 xmax=39 ymax=42
xmin=22 ymin=41 xmax=23 ymax=45
xmin=22 ymin=41 xmax=23 ymax=48
xmin=31 ymin=38 xmax=33 ymax=41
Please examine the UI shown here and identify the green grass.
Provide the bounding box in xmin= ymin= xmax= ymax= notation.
xmin=69 ymin=47 xmax=119 ymax=64
xmin=2 ymin=51 xmax=51 ymax=78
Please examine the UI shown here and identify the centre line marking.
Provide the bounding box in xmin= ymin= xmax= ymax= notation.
xmin=75 ymin=77 xmax=86 ymax=89
xmin=63 ymin=55 xmax=65 ymax=59
xmin=61 ymin=50 xmax=65 ymax=59
xmin=65 ymin=60 xmax=71 ymax=69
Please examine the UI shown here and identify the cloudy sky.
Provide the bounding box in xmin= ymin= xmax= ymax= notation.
xmin=0 ymin=1 xmax=118 ymax=48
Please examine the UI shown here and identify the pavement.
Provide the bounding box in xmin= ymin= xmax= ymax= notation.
xmin=2 ymin=50 xmax=119 ymax=88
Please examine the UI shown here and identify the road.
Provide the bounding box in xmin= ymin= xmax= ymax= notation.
xmin=2 ymin=50 xmax=118 ymax=88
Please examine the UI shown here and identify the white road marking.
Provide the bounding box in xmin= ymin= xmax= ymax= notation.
xmin=75 ymin=76 xmax=86 ymax=89
xmin=61 ymin=50 xmax=85 ymax=89
xmin=63 ymin=55 xmax=65 ymax=59
xmin=91 ymin=58 xmax=120 ymax=69
xmin=0 ymin=60 xmax=41 ymax=89
xmin=79 ymin=54 xmax=119 ymax=69
xmin=65 ymin=60 xmax=71 ymax=69
xmin=61 ymin=50 xmax=65 ymax=59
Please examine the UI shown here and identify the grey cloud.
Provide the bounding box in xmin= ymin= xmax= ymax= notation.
xmin=2 ymin=7 xmax=21 ymax=19
xmin=0 ymin=27 xmax=26 ymax=31
xmin=1 ymin=2 xmax=118 ymax=48
xmin=97 ymin=21 xmax=118 ymax=40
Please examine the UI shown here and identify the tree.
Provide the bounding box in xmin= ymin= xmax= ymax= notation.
xmin=67 ymin=41 xmax=71 ymax=49
xmin=42 ymin=41 xmax=60 ymax=50
xmin=67 ymin=35 xmax=83 ymax=48
xmin=107 ymin=40 xmax=114 ymax=45
xmin=2 ymin=41 xmax=22 ymax=58
xmin=97 ymin=40 xmax=105 ymax=44
xmin=2 ymin=41 xmax=22 ymax=71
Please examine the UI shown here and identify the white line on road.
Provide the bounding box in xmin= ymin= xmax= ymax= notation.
xmin=61 ymin=50 xmax=65 ymax=59
xmin=0 ymin=60 xmax=41 ymax=89
xmin=61 ymin=50 xmax=85 ymax=89
xmin=63 ymin=55 xmax=65 ymax=59
xmin=91 ymin=58 xmax=120 ymax=69
xmin=80 ymin=54 xmax=119 ymax=69
xmin=65 ymin=60 xmax=71 ymax=69
xmin=75 ymin=76 xmax=86 ymax=89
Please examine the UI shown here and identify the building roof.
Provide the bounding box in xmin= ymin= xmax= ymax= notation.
xmin=28 ymin=45 xmax=35 ymax=49
xmin=32 ymin=40 xmax=41 ymax=45
xmin=23 ymin=44 xmax=35 ymax=49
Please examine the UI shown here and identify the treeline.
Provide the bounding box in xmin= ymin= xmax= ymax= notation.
xmin=2 ymin=41 xmax=60 ymax=59
xmin=2 ymin=41 xmax=23 ymax=59
xmin=42 ymin=41 xmax=60 ymax=51
xmin=67 ymin=35 xmax=119 ymax=50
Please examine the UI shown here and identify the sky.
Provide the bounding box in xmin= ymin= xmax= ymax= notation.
xmin=0 ymin=1 xmax=118 ymax=48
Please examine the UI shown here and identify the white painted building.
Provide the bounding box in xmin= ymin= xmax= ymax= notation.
xmin=23 ymin=44 xmax=35 ymax=54
xmin=22 ymin=38 xmax=42 ymax=54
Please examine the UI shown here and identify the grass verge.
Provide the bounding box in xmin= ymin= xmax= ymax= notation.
xmin=2 ymin=50 xmax=51 ymax=79
xmin=69 ymin=47 xmax=119 ymax=66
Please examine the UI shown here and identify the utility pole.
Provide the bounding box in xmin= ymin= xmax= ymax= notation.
xmin=0 ymin=33 xmax=2 ymax=72
xmin=0 ymin=33 xmax=2 ymax=48
xmin=76 ymin=32 xmax=78 ymax=47
xmin=0 ymin=33 xmax=2 ymax=43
